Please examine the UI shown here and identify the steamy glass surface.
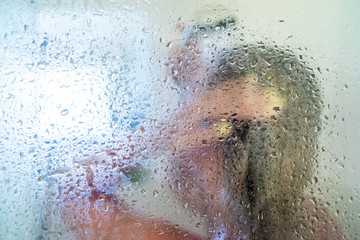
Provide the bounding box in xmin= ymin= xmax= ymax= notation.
xmin=0 ymin=1 xmax=359 ymax=239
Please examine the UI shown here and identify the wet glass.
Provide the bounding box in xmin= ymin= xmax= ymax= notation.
xmin=0 ymin=1 xmax=359 ymax=239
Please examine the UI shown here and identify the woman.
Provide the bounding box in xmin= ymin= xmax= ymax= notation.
xmin=167 ymin=27 xmax=337 ymax=239
xmin=52 ymin=19 xmax=340 ymax=239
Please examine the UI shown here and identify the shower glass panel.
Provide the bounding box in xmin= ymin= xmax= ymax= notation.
xmin=0 ymin=1 xmax=359 ymax=239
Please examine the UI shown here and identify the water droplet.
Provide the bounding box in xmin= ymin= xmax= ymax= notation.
xmin=6 ymin=93 xmax=15 ymax=99
xmin=61 ymin=109 xmax=69 ymax=116
xmin=336 ymin=162 xmax=345 ymax=169
xmin=4 ymin=70 xmax=14 ymax=75
xmin=123 ymin=5 xmax=135 ymax=12
xmin=93 ymin=9 xmax=104 ymax=16
xmin=273 ymin=106 xmax=280 ymax=113
xmin=37 ymin=61 xmax=48 ymax=70
xmin=25 ymin=63 xmax=34 ymax=70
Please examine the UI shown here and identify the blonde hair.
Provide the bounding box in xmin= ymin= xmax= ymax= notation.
xmin=170 ymin=20 xmax=322 ymax=237
xmin=218 ymin=43 xmax=322 ymax=239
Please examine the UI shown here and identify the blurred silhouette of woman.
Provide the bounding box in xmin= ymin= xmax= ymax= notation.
xmin=52 ymin=19 xmax=340 ymax=240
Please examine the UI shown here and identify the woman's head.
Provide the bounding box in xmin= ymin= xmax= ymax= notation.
xmin=172 ymin=77 xmax=285 ymax=154
xmin=217 ymin=44 xmax=322 ymax=238
xmin=168 ymin=25 xmax=322 ymax=238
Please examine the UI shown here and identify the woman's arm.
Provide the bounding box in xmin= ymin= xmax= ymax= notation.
xmin=57 ymin=151 xmax=203 ymax=240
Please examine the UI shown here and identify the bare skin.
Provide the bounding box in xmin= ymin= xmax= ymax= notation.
xmin=57 ymin=79 xmax=340 ymax=240
xmin=60 ymin=176 xmax=200 ymax=240
xmin=57 ymin=78 xmax=283 ymax=239
xmin=56 ymin=30 xmax=340 ymax=239
xmin=167 ymin=80 xmax=284 ymax=239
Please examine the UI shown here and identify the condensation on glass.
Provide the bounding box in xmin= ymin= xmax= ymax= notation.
xmin=0 ymin=1 xmax=359 ymax=239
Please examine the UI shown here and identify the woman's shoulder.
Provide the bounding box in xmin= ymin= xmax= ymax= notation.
xmin=300 ymin=195 xmax=342 ymax=240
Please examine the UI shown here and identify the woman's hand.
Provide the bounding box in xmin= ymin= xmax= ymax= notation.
xmin=55 ymin=152 xmax=202 ymax=240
